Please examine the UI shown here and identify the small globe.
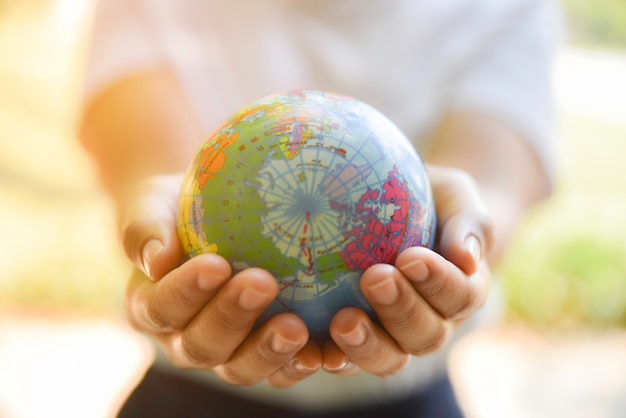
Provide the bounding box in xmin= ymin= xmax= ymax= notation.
xmin=177 ymin=89 xmax=436 ymax=338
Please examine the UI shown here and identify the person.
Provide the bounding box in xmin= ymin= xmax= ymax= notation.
xmin=79 ymin=0 xmax=561 ymax=416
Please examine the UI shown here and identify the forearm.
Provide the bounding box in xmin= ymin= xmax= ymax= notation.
xmin=423 ymin=112 xmax=551 ymax=263
xmin=79 ymin=69 xmax=202 ymax=208
xmin=80 ymin=76 xmax=545 ymax=264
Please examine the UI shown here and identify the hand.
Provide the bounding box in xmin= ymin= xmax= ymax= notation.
xmin=323 ymin=165 xmax=494 ymax=377
xmin=121 ymin=165 xmax=493 ymax=384
xmin=121 ymin=174 xmax=323 ymax=388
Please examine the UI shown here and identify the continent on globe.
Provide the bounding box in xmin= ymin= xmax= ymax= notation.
xmin=177 ymin=89 xmax=436 ymax=338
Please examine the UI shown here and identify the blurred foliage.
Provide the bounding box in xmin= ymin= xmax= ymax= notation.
xmin=562 ymin=0 xmax=626 ymax=49
xmin=500 ymin=117 xmax=626 ymax=329
xmin=0 ymin=185 xmax=129 ymax=314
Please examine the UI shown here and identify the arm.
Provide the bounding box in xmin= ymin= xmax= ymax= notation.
xmin=425 ymin=112 xmax=551 ymax=263
xmin=80 ymin=70 xmax=201 ymax=205
xmin=80 ymin=69 xmax=504 ymax=384
xmin=81 ymin=70 xmax=321 ymax=388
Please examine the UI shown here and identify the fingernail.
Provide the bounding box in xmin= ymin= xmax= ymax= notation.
xmin=270 ymin=334 xmax=301 ymax=354
xmin=367 ymin=277 xmax=399 ymax=306
xmin=340 ymin=324 xmax=367 ymax=347
xmin=294 ymin=360 xmax=319 ymax=373
xmin=399 ymin=259 xmax=429 ymax=282
xmin=196 ymin=272 xmax=217 ymax=291
xmin=142 ymin=239 xmax=163 ymax=279
xmin=238 ymin=287 xmax=271 ymax=311
xmin=196 ymin=274 xmax=212 ymax=291
xmin=464 ymin=234 xmax=481 ymax=266
xmin=322 ymin=358 xmax=349 ymax=373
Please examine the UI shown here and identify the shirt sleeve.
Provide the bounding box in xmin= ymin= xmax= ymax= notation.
xmin=446 ymin=0 xmax=564 ymax=182
xmin=82 ymin=0 xmax=166 ymax=106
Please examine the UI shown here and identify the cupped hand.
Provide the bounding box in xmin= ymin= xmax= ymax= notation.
xmin=121 ymin=165 xmax=494 ymax=385
xmin=325 ymin=165 xmax=494 ymax=377
xmin=121 ymin=174 xmax=322 ymax=388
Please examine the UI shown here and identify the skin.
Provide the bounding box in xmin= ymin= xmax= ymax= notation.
xmin=80 ymin=68 xmax=549 ymax=388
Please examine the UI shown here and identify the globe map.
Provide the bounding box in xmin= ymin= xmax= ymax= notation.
xmin=177 ymin=90 xmax=436 ymax=337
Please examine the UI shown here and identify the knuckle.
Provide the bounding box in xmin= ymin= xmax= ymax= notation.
xmin=449 ymin=278 xmax=487 ymax=320
xmin=218 ymin=366 xmax=261 ymax=387
xmin=385 ymin=302 xmax=423 ymax=330
xmin=358 ymin=339 xmax=385 ymax=364
xmin=211 ymin=304 xmax=248 ymax=333
xmin=454 ymin=288 xmax=478 ymax=317
xmin=143 ymin=301 xmax=173 ymax=332
xmin=423 ymin=278 xmax=452 ymax=302
xmin=252 ymin=346 xmax=280 ymax=368
xmin=174 ymin=280 xmax=206 ymax=305
xmin=376 ymin=354 xmax=410 ymax=378
xmin=178 ymin=335 xmax=222 ymax=368
xmin=423 ymin=262 xmax=479 ymax=320
xmin=434 ymin=284 xmax=475 ymax=320
xmin=409 ymin=322 xmax=449 ymax=356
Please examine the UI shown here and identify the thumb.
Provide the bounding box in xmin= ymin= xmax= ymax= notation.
xmin=437 ymin=214 xmax=492 ymax=276
xmin=120 ymin=174 xmax=184 ymax=281
xmin=428 ymin=166 xmax=493 ymax=275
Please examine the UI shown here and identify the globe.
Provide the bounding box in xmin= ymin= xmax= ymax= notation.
xmin=177 ymin=89 xmax=436 ymax=338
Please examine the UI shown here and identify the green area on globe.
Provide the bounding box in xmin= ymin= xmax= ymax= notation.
xmin=177 ymin=89 xmax=436 ymax=337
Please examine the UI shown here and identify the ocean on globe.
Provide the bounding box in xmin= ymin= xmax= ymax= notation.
xmin=177 ymin=89 xmax=436 ymax=338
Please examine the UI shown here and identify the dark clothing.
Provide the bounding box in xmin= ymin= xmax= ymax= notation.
xmin=118 ymin=365 xmax=464 ymax=418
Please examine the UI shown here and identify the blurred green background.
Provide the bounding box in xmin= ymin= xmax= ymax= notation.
xmin=501 ymin=0 xmax=626 ymax=329
xmin=563 ymin=0 xmax=626 ymax=48
xmin=1 ymin=0 xmax=625 ymax=329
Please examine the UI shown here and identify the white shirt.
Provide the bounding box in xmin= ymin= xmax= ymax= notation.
xmin=84 ymin=0 xmax=561 ymax=410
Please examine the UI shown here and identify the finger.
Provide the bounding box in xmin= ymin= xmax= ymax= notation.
xmin=213 ymin=314 xmax=310 ymax=386
xmin=330 ymin=308 xmax=411 ymax=377
xmin=358 ymin=264 xmax=453 ymax=357
xmin=396 ymin=246 xmax=490 ymax=320
xmin=121 ymin=174 xmax=184 ymax=281
xmin=172 ymin=268 xmax=280 ymax=369
xmin=320 ymin=340 xmax=360 ymax=376
xmin=427 ymin=166 xmax=493 ymax=275
xmin=437 ymin=212 xmax=491 ymax=276
xmin=125 ymin=253 xmax=232 ymax=333
xmin=265 ymin=340 xmax=323 ymax=388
